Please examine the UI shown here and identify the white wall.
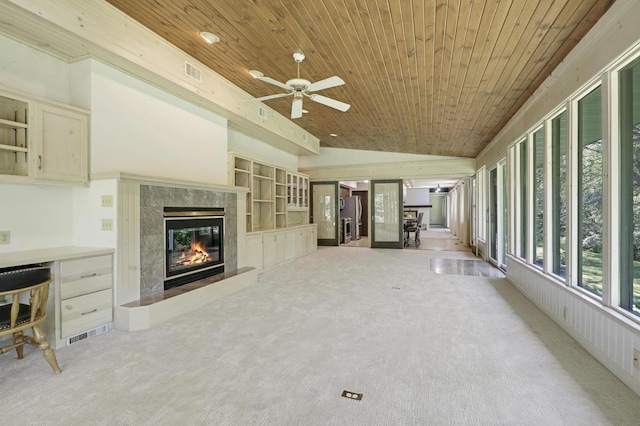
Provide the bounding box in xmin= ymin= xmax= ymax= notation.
xmin=73 ymin=59 xmax=229 ymax=185
xmin=228 ymin=129 xmax=298 ymax=171
xmin=0 ymin=183 xmax=74 ymax=253
xmin=71 ymin=179 xmax=118 ymax=248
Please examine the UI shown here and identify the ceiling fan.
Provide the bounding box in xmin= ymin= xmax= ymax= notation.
xmin=246 ymin=52 xmax=350 ymax=119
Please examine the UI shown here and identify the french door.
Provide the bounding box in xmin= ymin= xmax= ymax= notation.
xmin=311 ymin=182 xmax=339 ymax=246
xmin=370 ymin=179 xmax=403 ymax=249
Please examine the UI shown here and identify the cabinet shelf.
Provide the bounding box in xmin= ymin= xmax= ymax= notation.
xmin=0 ymin=143 xmax=28 ymax=153
xmin=0 ymin=118 xmax=28 ymax=129
xmin=253 ymin=174 xmax=274 ymax=180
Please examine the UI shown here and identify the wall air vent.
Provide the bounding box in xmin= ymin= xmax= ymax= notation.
xmin=184 ymin=61 xmax=202 ymax=82
xmin=67 ymin=324 xmax=109 ymax=346
xmin=258 ymin=106 xmax=268 ymax=120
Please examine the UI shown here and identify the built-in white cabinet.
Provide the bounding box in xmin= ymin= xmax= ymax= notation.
xmin=244 ymin=224 xmax=317 ymax=272
xmin=0 ymin=89 xmax=89 ymax=184
xmin=229 ymin=153 xmax=309 ymax=232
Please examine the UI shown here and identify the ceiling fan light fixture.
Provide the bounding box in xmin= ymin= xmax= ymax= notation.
xmin=249 ymin=69 xmax=264 ymax=79
xmin=199 ymin=31 xmax=220 ymax=44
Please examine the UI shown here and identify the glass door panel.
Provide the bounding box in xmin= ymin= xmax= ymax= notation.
xmin=311 ymin=182 xmax=339 ymax=246
xmin=371 ymin=180 xmax=403 ymax=249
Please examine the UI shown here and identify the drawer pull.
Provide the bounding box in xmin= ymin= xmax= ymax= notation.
xmin=81 ymin=308 xmax=98 ymax=316
xmin=80 ymin=273 xmax=98 ymax=279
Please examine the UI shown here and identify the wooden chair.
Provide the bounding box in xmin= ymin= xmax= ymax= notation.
xmin=404 ymin=212 xmax=423 ymax=247
xmin=0 ymin=267 xmax=61 ymax=374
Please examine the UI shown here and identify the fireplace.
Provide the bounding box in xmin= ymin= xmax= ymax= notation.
xmin=164 ymin=207 xmax=225 ymax=290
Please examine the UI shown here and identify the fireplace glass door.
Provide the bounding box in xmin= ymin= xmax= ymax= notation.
xmin=164 ymin=211 xmax=224 ymax=288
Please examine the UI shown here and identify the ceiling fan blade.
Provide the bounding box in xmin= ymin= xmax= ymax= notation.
xmin=244 ymin=92 xmax=292 ymax=103
xmin=257 ymin=76 xmax=292 ymax=91
xmin=291 ymin=97 xmax=303 ymax=119
xmin=308 ymin=76 xmax=345 ymax=92
xmin=309 ymin=94 xmax=351 ymax=112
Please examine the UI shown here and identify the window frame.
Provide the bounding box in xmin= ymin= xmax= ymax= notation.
xmin=571 ymin=82 xmax=605 ymax=299
xmin=548 ymin=108 xmax=568 ymax=280
xmin=531 ymin=125 xmax=545 ymax=269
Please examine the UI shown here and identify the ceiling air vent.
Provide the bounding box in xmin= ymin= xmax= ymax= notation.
xmin=258 ymin=106 xmax=268 ymax=120
xmin=184 ymin=61 xmax=202 ymax=82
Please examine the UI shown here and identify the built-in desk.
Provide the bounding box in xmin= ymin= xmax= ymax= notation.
xmin=0 ymin=246 xmax=115 ymax=348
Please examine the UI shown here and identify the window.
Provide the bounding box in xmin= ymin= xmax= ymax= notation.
xmin=500 ymin=161 xmax=508 ymax=268
xmin=518 ymin=139 xmax=527 ymax=259
xmin=619 ymin=58 xmax=640 ymax=315
xmin=533 ymin=127 xmax=544 ymax=267
xmin=490 ymin=167 xmax=497 ymax=261
xmin=552 ymin=111 xmax=567 ymax=278
xmin=577 ymin=86 xmax=603 ymax=296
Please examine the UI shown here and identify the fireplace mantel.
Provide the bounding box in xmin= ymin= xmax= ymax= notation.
xmin=91 ymin=172 xmax=249 ymax=195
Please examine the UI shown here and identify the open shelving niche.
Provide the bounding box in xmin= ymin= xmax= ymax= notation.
xmin=230 ymin=153 xmax=309 ymax=233
xmin=0 ymin=94 xmax=29 ymax=177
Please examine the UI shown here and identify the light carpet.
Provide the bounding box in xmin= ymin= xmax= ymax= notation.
xmin=2 ymin=247 xmax=640 ymax=425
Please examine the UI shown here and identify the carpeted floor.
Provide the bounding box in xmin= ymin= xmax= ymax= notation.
xmin=2 ymin=247 xmax=639 ymax=425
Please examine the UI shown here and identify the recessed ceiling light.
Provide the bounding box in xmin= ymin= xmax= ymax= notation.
xmin=199 ymin=31 xmax=220 ymax=44
xmin=330 ymin=133 xmax=337 ymax=137
xmin=249 ymin=70 xmax=264 ymax=78
xmin=302 ymin=109 xmax=309 ymax=114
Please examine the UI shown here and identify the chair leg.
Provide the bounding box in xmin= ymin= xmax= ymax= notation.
xmin=32 ymin=325 xmax=62 ymax=374
xmin=13 ymin=330 xmax=25 ymax=359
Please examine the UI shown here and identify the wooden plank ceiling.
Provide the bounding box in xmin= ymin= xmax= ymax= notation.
xmin=105 ymin=0 xmax=614 ymax=158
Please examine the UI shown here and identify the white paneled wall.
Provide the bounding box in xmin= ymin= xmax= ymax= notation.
xmin=508 ymin=256 xmax=640 ymax=395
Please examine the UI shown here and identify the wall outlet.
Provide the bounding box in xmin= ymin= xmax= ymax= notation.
xmin=101 ymin=219 xmax=113 ymax=231
xmin=634 ymin=349 xmax=640 ymax=370
xmin=0 ymin=231 xmax=10 ymax=244
xmin=101 ymin=195 xmax=114 ymax=207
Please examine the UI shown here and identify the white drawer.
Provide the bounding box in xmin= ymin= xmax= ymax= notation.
xmin=60 ymin=254 xmax=112 ymax=299
xmin=61 ymin=273 xmax=112 ymax=299
xmin=60 ymin=255 xmax=112 ymax=282
xmin=60 ymin=289 xmax=112 ymax=338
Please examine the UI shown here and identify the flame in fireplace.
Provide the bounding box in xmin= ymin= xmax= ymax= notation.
xmin=174 ymin=241 xmax=213 ymax=267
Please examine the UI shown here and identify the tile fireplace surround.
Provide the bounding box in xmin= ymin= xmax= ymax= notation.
xmin=112 ymin=175 xmax=257 ymax=331
xmin=139 ymin=184 xmax=238 ymax=298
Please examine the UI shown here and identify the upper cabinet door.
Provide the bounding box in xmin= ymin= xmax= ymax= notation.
xmin=33 ymin=102 xmax=89 ymax=183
